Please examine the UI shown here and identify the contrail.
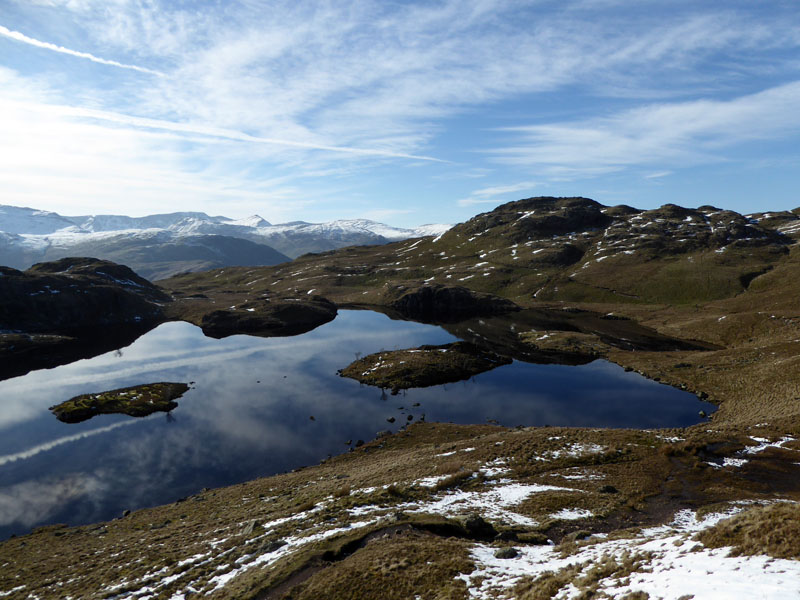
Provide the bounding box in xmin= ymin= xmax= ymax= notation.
xmin=21 ymin=101 xmax=448 ymax=162
xmin=0 ymin=24 xmax=164 ymax=76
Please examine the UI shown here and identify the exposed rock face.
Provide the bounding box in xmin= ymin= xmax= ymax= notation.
xmin=199 ymin=296 xmax=338 ymax=338
xmin=600 ymin=205 xmax=787 ymax=255
xmin=0 ymin=258 xmax=169 ymax=334
xmin=456 ymin=197 xmax=610 ymax=242
xmin=445 ymin=197 xmax=789 ymax=257
xmin=388 ymin=284 xmax=519 ymax=323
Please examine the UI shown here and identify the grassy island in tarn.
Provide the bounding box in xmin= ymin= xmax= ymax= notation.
xmin=49 ymin=382 xmax=190 ymax=423
xmin=340 ymin=341 xmax=512 ymax=393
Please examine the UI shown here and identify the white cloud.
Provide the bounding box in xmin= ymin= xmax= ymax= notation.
xmin=0 ymin=420 xmax=140 ymax=467
xmin=458 ymin=181 xmax=538 ymax=206
xmin=644 ymin=171 xmax=672 ymax=179
xmin=2 ymin=1 xmax=800 ymax=217
xmin=491 ymin=81 xmax=800 ymax=177
xmin=359 ymin=208 xmax=414 ymax=222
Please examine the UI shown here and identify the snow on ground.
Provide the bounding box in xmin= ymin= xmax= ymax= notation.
xmin=99 ymin=447 xmax=799 ymax=599
xmin=549 ymin=508 xmax=593 ymax=521
xmin=400 ymin=482 xmax=579 ymax=528
xmin=530 ymin=442 xmax=605 ymax=462
xmin=458 ymin=504 xmax=800 ymax=600
xmin=706 ymin=435 xmax=797 ymax=469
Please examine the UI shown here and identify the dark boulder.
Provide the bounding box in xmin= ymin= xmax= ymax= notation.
xmin=199 ymin=297 xmax=337 ymax=338
xmin=388 ymin=284 xmax=519 ymax=323
xmin=0 ymin=258 xmax=168 ymax=334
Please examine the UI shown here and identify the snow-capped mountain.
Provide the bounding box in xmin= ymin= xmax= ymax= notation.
xmin=0 ymin=204 xmax=452 ymax=279
xmin=0 ymin=205 xmax=80 ymax=235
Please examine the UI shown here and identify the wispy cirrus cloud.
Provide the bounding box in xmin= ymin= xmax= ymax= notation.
xmin=490 ymin=81 xmax=800 ymax=178
xmin=3 ymin=0 xmax=800 ymax=221
xmin=12 ymin=99 xmax=447 ymax=162
xmin=458 ymin=181 xmax=539 ymax=206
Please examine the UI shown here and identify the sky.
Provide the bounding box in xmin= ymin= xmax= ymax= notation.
xmin=1 ymin=0 xmax=799 ymax=227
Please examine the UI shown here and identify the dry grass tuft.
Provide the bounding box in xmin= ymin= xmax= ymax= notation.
xmin=433 ymin=471 xmax=475 ymax=492
xmin=514 ymin=563 xmax=584 ymax=600
xmin=436 ymin=459 xmax=466 ymax=475
xmin=333 ymin=486 xmax=352 ymax=498
xmin=696 ymin=502 xmax=800 ymax=559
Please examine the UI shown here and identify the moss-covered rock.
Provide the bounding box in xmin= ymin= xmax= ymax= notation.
xmin=50 ymin=382 xmax=190 ymax=423
xmin=339 ymin=341 xmax=512 ymax=392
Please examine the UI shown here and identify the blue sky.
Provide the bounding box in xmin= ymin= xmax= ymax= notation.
xmin=1 ymin=0 xmax=799 ymax=227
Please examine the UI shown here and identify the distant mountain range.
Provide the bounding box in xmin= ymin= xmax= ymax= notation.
xmin=0 ymin=205 xmax=451 ymax=280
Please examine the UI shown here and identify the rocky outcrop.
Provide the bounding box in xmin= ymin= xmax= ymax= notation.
xmin=452 ymin=197 xmax=611 ymax=242
xmin=339 ymin=341 xmax=512 ymax=392
xmin=0 ymin=258 xmax=172 ymax=382
xmin=199 ymin=296 xmax=337 ymax=338
xmin=387 ymin=284 xmax=519 ymax=323
xmin=0 ymin=258 xmax=169 ymax=334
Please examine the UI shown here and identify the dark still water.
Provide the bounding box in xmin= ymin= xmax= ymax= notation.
xmin=0 ymin=310 xmax=713 ymax=538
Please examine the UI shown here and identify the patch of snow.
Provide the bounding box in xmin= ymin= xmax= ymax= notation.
xmin=210 ymin=517 xmax=382 ymax=591
xmin=654 ymin=435 xmax=685 ymax=443
xmin=0 ymin=586 xmax=26 ymax=598
xmin=530 ymin=442 xmax=605 ymax=462
xmin=459 ymin=505 xmax=800 ymax=600
xmin=402 ymin=482 xmax=577 ymax=527
xmin=550 ymin=508 xmax=593 ymax=521
xmin=415 ymin=475 xmax=451 ymax=488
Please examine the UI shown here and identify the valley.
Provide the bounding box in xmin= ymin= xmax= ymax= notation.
xmin=1 ymin=197 xmax=799 ymax=599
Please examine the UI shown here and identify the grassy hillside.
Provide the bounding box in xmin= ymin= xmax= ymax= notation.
xmin=4 ymin=197 xmax=800 ymax=599
xmin=162 ymin=197 xmax=794 ymax=308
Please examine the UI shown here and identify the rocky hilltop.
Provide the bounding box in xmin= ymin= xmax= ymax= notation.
xmin=0 ymin=257 xmax=170 ymax=380
xmin=163 ymin=197 xmax=798 ymax=309
xmin=0 ymin=256 xmax=337 ymax=379
xmin=0 ymin=257 xmax=169 ymax=333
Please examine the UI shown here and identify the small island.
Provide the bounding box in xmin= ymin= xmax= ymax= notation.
xmin=339 ymin=341 xmax=512 ymax=393
xmin=50 ymin=382 xmax=190 ymax=423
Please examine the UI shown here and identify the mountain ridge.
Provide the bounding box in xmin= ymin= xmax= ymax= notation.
xmin=0 ymin=204 xmax=452 ymax=277
xmin=164 ymin=196 xmax=798 ymax=310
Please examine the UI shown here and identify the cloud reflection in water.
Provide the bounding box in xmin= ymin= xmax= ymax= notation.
xmin=0 ymin=310 xmax=712 ymax=538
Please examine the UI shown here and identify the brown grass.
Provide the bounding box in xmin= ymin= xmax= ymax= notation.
xmin=433 ymin=471 xmax=476 ymax=492
xmin=2 ymin=422 xmax=799 ymax=599
xmin=514 ymin=563 xmax=584 ymax=600
xmin=515 ymin=551 xmax=653 ymax=600
xmin=696 ymin=503 xmax=800 ymax=559
xmin=280 ymin=531 xmax=473 ymax=600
